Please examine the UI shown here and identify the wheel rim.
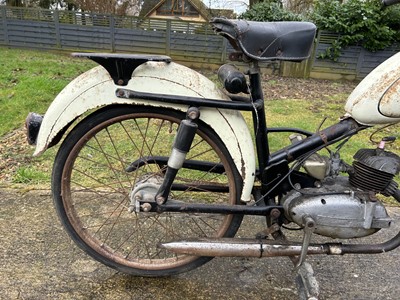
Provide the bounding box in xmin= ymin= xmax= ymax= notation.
xmin=59 ymin=110 xmax=240 ymax=272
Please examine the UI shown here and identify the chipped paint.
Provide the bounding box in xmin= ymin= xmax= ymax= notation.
xmin=379 ymin=78 xmax=400 ymax=118
xmin=345 ymin=52 xmax=400 ymax=125
xmin=34 ymin=61 xmax=255 ymax=202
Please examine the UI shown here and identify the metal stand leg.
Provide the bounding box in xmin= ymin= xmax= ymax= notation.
xmin=271 ymin=225 xmax=320 ymax=300
xmin=296 ymin=262 xmax=320 ymax=300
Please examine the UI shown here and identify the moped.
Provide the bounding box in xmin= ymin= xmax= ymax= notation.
xmin=26 ymin=0 xmax=400 ymax=298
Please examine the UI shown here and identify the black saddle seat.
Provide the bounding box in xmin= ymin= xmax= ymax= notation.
xmin=211 ymin=18 xmax=316 ymax=62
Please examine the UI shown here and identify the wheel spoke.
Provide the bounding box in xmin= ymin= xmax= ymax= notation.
xmin=54 ymin=107 xmax=242 ymax=275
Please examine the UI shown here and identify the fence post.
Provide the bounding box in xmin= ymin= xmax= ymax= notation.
xmin=110 ymin=14 xmax=116 ymax=53
xmin=53 ymin=9 xmax=61 ymax=49
xmin=166 ymin=19 xmax=171 ymax=56
xmin=356 ymin=47 xmax=365 ymax=79
xmin=1 ymin=7 xmax=9 ymax=46
xmin=304 ymin=33 xmax=319 ymax=78
xmin=221 ymin=38 xmax=227 ymax=63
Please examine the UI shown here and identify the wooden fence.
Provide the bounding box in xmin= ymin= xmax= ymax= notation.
xmin=0 ymin=6 xmax=227 ymax=68
xmin=1 ymin=6 xmax=399 ymax=79
xmin=311 ymin=31 xmax=400 ymax=80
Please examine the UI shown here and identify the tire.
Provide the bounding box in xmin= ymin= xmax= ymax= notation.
xmin=52 ymin=105 xmax=243 ymax=276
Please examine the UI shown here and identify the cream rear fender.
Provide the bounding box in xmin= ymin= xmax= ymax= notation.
xmin=34 ymin=62 xmax=255 ymax=202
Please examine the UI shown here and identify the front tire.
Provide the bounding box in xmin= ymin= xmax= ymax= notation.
xmin=52 ymin=105 xmax=243 ymax=276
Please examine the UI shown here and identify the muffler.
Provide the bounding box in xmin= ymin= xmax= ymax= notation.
xmin=159 ymin=231 xmax=400 ymax=257
xmin=159 ymin=238 xmax=330 ymax=258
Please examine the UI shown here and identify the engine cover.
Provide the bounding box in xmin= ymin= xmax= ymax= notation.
xmin=282 ymin=177 xmax=392 ymax=239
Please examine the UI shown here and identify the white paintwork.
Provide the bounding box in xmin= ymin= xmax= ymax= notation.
xmin=345 ymin=52 xmax=400 ymax=125
xmin=34 ymin=62 xmax=255 ymax=202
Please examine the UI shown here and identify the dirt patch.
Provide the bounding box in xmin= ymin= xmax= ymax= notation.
xmin=261 ymin=74 xmax=356 ymax=101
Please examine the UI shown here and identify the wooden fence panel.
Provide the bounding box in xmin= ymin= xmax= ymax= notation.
xmin=312 ymin=41 xmax=360 ymax=78
xmin=357 ymin=46 xmax=399 ymax=78
xmin=0 ymin=8 xmax=5 ymax=45
xmin=59 ymin=24 xmax=111 ymax=51
xmin=5 ymin=19 xmax=57 ymax=50
xmin=311 ymin=31 xmax=400 ymax=79
xmin=114 ymin=28 xmax=167 ymax=54
xmin=169 ymin=33 xmax=224 ymax=64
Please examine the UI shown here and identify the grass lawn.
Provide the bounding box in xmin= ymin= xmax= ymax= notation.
xmin=0 ymin=47 xmax=96 ymax=137
xmin=0 ymin=46 xmax=398 ymax=194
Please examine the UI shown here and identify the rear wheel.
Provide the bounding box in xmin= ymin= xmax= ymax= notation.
xmin=52 ymin=106 xmax=243 ymax=276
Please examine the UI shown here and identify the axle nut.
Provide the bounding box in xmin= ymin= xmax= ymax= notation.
xmin=141 ymin=203 xmax=152 ymax=212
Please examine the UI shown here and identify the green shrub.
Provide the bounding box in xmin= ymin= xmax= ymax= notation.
xmin=311 ymin=0 xmax=400 ymax=60
xmin=240 ymin=1 xmax=303 ymax=22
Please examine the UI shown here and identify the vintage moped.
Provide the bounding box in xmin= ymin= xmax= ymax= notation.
xmin=26 ymin=0 xmax=400 ymax=298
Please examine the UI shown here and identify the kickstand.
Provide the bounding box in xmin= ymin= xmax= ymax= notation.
xmin=270 ymin=224 xmax=320 ymax=300
xmin=295 ymin=262 xmax=319 ymax=300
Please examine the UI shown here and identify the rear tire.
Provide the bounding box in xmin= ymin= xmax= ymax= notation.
xmin=52 ymin=105 xmax=243 ymax=276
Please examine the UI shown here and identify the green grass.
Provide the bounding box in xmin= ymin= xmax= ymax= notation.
xmin=0 ymin=47 xmax=95 ymax=136
xmin=13 ymin=166 xmax=49 ymax=184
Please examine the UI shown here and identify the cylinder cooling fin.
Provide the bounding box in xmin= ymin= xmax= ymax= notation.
xmin=349 ymin=148 xmax=400 ymax=195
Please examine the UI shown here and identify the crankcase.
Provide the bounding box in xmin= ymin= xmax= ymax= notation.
xmin=283 ymin=178 xmax=392 ymax=239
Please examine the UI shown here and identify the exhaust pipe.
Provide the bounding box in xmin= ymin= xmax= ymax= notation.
xmin=159 ymin=238 xmax=331 ymax=258
xmin=159 ymin=232 xmax=400 ymax=257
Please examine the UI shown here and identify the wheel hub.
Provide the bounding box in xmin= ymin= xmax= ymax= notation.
xmin=128 ymin=175 xmax=163 ymax=213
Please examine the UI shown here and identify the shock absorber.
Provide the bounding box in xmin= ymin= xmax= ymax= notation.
xmin=155 ymin=107 xmax=200 ymax=205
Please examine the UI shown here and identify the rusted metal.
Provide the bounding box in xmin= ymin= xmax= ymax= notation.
xmin=345 ymin=51 xmax=400 ymax=124
xmin=318 ymin=131 xmax=328 ymax=144
xmin=270 ymin=208 xmax=281 ymax=219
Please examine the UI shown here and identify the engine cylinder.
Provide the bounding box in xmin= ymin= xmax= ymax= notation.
xmin=349 ymin=148 xmax=400 ymax=194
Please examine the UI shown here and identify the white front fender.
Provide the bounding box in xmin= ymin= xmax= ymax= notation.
xmin=35 ymin=61 xmax=255 ymax=202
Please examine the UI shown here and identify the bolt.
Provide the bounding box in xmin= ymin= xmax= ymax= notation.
xmin=270 ymin=208 xmax=281 ymax=219
xmin=117 ymin=79 xmax=124 ymax=85
xmin=314 ymin=181 xmax=322 ymax=188
xmin=117 ymin=89 xmax=125 ymax=97
xmin=141 ymin=203 xmax=152 ymax=212
xmin=156 ymin=195 xmax=165 ymax=205
xmin=187 ymin=107 xmax=200 ymax=120
xmin=369 ymin=191 xmax=378 ymax=202
xmin=294 ymin=183 xmax=301 ymax=190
